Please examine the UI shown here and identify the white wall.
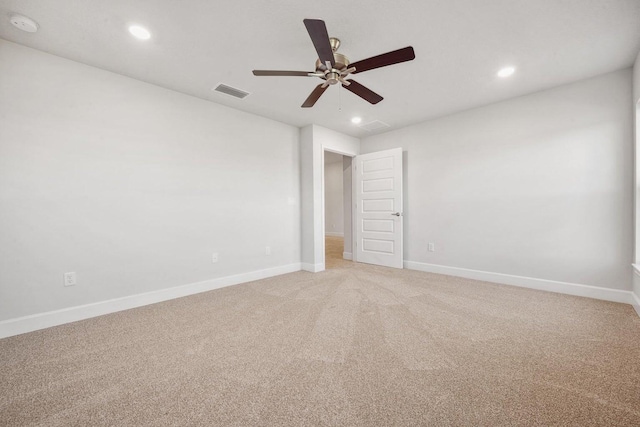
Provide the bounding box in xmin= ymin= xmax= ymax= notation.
xmin=324 ymin=154 xmax=344 ymax=236
xmin=300 ymin=126 xmax=316 ymax=269
xmin=0 ymin=40 xmax=301 ymax=322
xmin=632 ymin=51 xmax=640 ymax=312
xmin=634 ymin=51 xmax=640 ymax=265
xmin=362 ymin=69 xmax=633 ymax=292
xmin=636 ymin=100 xmax=640 ymax=266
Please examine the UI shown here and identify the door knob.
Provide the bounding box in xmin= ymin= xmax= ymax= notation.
xmin=391 ymin=212 xmax=401 ymax=216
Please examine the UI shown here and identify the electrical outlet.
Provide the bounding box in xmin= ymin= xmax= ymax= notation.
xmin=212 ymin=252 xmax=219 ymax=263
xmin=428 ymin=243 xmax=435 ymax=252
xmin=265 ymin=246 xmax=271 ymax=256
xmin=64 ymin=272 xmax=76 ymax=287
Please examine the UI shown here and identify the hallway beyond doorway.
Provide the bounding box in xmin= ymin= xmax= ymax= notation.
xmin=325 ymin=235 xmax=350 ymax=269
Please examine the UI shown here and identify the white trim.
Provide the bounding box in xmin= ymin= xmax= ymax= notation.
xmin=0 ymin=263 xmax=301 ymax=339
xmin=343 ymin=252 xmax=353 ymax=260
xmin=632 ymin=265 xmax=640 ymax=317
xmin=632 ymin=292 xmax=640 ymax=318
xmin=325 ymin=232 xmax=344 ymax=237
xmin=404 ymin=260 xmax=635 ymax=305
xmin=302 ymin=262 xmax=324 ymax=273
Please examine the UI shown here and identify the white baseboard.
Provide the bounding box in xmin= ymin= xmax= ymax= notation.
xmin=0 ymin=263 xmax=302 ymax=339
xmin=302 ymin=262 xmax=324 ymax=273
xmin=325 ymin=232 xmax=344 ymax=237
xmin=404 ymin=260 xmax=636 ymax=306
xmin=343 ymin=252 xmax=352 ymax=260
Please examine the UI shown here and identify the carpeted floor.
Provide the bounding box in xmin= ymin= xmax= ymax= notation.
xmin=1 ymin=236 xmax=640 ymax=426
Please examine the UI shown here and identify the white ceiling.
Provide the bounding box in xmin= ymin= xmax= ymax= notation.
xmin=1 ymin=0 xmax=639 ymax=138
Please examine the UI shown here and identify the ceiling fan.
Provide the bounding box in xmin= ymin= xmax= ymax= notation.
xmin=252 ymin=19 xmax=416 ymax=108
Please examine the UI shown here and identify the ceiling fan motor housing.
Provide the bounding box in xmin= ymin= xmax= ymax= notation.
xmin=315 ymin=52 xmax=350 ymax=79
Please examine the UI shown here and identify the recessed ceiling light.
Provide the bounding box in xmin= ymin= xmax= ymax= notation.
xmin=351 ymin=117 xmax=362 ymax=124
xmin=497 ymin=66 xmax=516 ymax=78
xmin=128 ymin=25 xmax=151 ymax=40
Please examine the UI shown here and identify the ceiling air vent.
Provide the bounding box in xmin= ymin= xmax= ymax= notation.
xmin=359 ymin=120 xmax=391 ymax=132
xmin=213 ymin=83 xmax=250 ymax=99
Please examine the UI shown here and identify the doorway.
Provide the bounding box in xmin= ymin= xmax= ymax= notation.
xmin=323 ymin=150 xmax=353 ymax=269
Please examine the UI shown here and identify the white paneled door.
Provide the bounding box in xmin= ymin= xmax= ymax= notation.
xmin=354 ymin=148 xmax=403 ymax=268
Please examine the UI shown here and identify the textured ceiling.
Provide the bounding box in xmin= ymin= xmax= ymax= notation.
xmin=1 ymin=0 xmax=640 ymax=137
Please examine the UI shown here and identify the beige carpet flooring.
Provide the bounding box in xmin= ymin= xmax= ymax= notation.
xmin=1 ymin=236 xmax=640 ymax=426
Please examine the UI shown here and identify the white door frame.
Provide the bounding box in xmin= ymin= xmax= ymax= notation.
xmin=300 ymin=124 xmax=359 ymax=273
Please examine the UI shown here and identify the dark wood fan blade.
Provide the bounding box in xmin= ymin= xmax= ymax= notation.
xmin=350 ymin=46 xmax=415 ymax=74
xmin=302 ymin=84 xmax=328 ymax=108
xmin=253 ymin=70 xmax=315 ymax=76
xmin=343 ymin=80 xmax=383 ymax=104
xmin=303 ymin=19 xmax=335 ymax=67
